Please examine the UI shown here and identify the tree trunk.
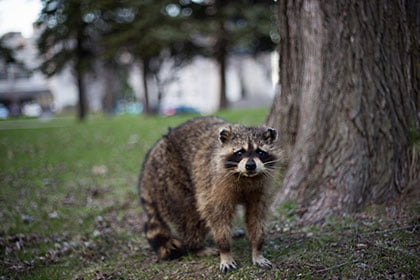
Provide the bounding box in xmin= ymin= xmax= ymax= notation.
xmin=238 ymin=58 xmax=247 ymax=99
xmin=266 ymin=0 xmax=419 ymax=222
xmin=218 ymin=48 xmax=228 ymax=109
xmin=102 ymin=66 xmax=115 ymax=115
xmin=216 ymin=2 xmax=228 ymax=110
xmin=75 ymin=28 xmax=88 ymax=121
xmin=142 ymin=58 xmax=151 ymax=115
xmin=76 ymin=68 xmax=87 ymax=121
xmin=154 ymin=75 xmax=163 ymax=114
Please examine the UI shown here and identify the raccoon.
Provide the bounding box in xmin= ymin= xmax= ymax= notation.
xmin=138 ymin=116 xmax=281 ymax=272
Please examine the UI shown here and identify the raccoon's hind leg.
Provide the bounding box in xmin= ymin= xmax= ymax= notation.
xmin=142 ymin=200 xmax=186 ymax=260
xmin=174 ymin=211 xmax=218 ymax=257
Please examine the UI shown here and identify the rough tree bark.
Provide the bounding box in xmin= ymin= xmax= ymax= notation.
xmin=266 ymin=0 xmax=419 ymax=222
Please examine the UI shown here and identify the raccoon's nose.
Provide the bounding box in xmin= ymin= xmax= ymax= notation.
xmin=245 ymin=160 xmax=257 ymax=171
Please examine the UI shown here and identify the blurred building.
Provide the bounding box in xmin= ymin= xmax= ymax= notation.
xmin=0 ymin=32 xmax=53 ymax=116
xmin=133 ymin=52 xmax=277 ymax=114
xmin=0 ymin=29 xmax=106 ymax=115
xmin=0 ymin=27 xmax=277 ymax=116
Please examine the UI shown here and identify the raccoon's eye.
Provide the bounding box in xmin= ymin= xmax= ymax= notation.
xmin=256 ymin=149 xmax=268 ymax=159
xmin=234 ymin=149 xmax=245 ymax=157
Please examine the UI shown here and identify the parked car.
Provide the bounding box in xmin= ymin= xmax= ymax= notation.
xmin=163 ymin=106 xmax=200 ymax=116
xmin=22 ymin=102 xmax=42 ymax=117
xmin=115 ymin=100 xmax=143 ymax=115
xmin=0 ymin=104 xmax=9 ymax=119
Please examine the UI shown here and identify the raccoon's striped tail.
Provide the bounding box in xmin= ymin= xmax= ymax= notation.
xmin=142 ymin=200 xmax=186 ymax=260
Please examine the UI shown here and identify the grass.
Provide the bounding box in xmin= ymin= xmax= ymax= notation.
xmin=0 ymin=108 xmax=418 ymax=280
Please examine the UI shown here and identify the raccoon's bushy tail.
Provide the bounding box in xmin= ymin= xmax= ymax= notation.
xmin=141 ymin=199 xmax=186 ymax=260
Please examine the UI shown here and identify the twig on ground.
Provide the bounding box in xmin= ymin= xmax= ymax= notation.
xmin=315 ymin=259 xmax=360 ymax=274
xmin=360 ymin=225 xmax=417 ymax=236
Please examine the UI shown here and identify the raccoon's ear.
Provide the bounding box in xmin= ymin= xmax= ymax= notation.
xmin=219 ymin=126 xmax=232 ymax=144
xmin=263 ymin=127 xmax=278 ymax=143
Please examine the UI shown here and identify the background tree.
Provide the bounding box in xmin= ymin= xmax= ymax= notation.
xmin=0 ymin=34 xmax=30 ymax=82
xmin=183 ymin=0 xmax=277 ymax=109
xmin=101 ymin=0 xmax=200 ymax=114
xmin=99 ymin=58 xmax=132 ymax=114
xmin=37 ymin=0 xmax=98 ymax=121
xmin=36 ymin=0 xmax=278 ymax=116
xmin=266 ymin=0 xmax=419 ymax=222
xmin=0 ymin=35 xmax=25 ymax=67
xmin=0 ymin=34 xmax=31 ymax=116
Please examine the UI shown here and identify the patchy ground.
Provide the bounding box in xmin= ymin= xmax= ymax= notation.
xmin=0 ymin=110 xmax=419 ymax=279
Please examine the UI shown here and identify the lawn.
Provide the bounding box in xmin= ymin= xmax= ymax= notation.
xmin=0 ymin=108 xmax=418 ymax=280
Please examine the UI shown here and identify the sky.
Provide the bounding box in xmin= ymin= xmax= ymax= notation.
xmin=0 ymin=0 xmax=42 ymax=38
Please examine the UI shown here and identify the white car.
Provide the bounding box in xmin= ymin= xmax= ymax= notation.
xmin=22 ymin=102 xmax=42 ymax=117
xmin=0 ymin=104 xmax=9 ymax=119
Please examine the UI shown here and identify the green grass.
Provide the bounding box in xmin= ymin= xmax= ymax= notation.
xmin=1 ymin=108 xmax=418 ymax=279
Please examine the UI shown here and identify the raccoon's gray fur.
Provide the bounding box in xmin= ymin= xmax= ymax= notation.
xmin=138 ymin=116 xmax=281 ymax=272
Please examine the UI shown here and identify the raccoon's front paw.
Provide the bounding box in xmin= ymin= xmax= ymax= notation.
xmin=252 ymin=255 xmax=272 ymax=269
xmin=219 ymin=253 xmax=238 ymax=273
xmin=219 ymin=259 xmax=238 ymax=273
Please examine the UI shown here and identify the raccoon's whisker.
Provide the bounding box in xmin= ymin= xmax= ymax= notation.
xmin=224 ymin=161 xmax=239 ymax=167
xmin=264 ymin=164 xmax=280 ymax=170
xmin=260 ymin=169 xmax=271 ymax=176
xmin=236 ymin=173 xmax=242 ymax=181
xmin=262 ymin=174 xmax=275 ymax=181
xmin=266 ymin=172 xmax=276 ymax=179
xmin=263 ymin=165 xmax=278 ymax=171
xmin=263 ymin=159 xmax=281 ymax=165
xmin=264 ymin=159 xmax=281 ymax=163
xmin=215 ymin=170 xmax=236 ymax=185
xmin=224 ymin=167 xmax=236 ymax=171
xmin=224 ymin=161 xmax=239 ymax=172
xmin=215 ymin=174 xmax=229 ymax=185
xmin=265 ymin=166 xmax=278 ymax=173
xmin=261 ymin=169 xmax=276 ymax=179
xmin=224 ymin=167 xmax=237 ymax=171
xmin=265 ymin=158 xmax=281 ymax=162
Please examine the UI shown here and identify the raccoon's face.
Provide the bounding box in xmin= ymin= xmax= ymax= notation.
xmin=218 ymin=125 xmax=279 ymax=177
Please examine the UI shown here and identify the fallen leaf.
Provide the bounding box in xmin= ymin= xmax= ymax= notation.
xmin=356 ymin=243 xmax=367 ymax=249
xmin=91 ymin=165 xmax=107 ymax=176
